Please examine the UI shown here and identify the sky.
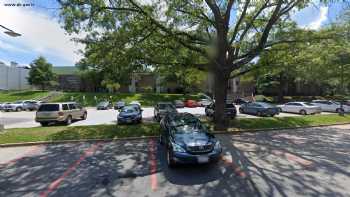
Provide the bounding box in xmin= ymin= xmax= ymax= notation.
xmin=0 ymin=0 xmax=347 ymax=67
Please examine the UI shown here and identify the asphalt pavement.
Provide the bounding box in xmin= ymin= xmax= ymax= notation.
xmin=1 ymin=125 xmax=350 ymax=197
xmin=0 ymin=106 xmax=330 ymax=129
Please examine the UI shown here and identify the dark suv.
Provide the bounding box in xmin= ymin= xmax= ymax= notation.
xmin=205 ymin=103 xmax=237 ymax=118
xmin=154 ymin=102 xmax=177 ymax=121
xmin=160 ymin=113 xmax=222 ymax=167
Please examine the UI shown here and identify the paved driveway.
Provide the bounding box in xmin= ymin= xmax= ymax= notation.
xmin=1 ymin=125 xmax=350 ymax=197
xmin=0 ymin=107 xmax=335 ymax=129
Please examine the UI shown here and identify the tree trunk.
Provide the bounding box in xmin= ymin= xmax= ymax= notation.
xmin=213 ymin=70 xmax=229 ymax=131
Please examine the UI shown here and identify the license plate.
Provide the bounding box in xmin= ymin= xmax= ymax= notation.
xmin=197 ymin=156 xmax=209 ymax=163
xmin=126 ymin=119 xmax=132 ymax=123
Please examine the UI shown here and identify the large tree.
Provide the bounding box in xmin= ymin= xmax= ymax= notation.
xmin=28 ymin=56 xmax=57 ymax=90
xmin=58 ymin=0 xmax=327 ymax=129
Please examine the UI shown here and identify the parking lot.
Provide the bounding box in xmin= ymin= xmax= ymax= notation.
xmin=1 ymin=125 xmax=349 ymax=197
xmin=0 ymin=106 xmax=334 ymax=129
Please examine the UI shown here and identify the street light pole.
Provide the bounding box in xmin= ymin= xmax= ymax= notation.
xmin=0 ymin=24 xmax=21 ymax=37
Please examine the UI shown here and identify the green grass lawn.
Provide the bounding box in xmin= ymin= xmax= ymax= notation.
xmin=231 ymin=114 xmax=350 ymax=130
xmin=50 ymin=92 xmax=201 ymax=107
xmin=1 ymin=114 xmax=349 ymax=145
xmin=0 ymin=124 xmax=160 ymax=145
xmin=0 ymin=90 xmax=50 ymax=102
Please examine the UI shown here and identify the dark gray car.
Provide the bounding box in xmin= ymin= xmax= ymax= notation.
xmin=239 ymin=102 xmax=279 ymax=117
xmin=154 ymin=102 xmax=177 ymax=121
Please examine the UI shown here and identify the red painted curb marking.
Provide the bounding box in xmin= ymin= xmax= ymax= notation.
xmin=221 ymin=156 xmax=247 ymax=178
xmin=148 ymin=139 xmax=157 ymax=191
xmin=0 ymin=145 xmax=42 ymax=167
xmin=272 ymin=150 xmax=313 ymax=167
xmin=39 ymin=143 xmax=102 ymax=197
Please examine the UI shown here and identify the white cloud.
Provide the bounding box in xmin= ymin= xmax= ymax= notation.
xmin=306 ymin=6 xmax=328 ymax=30
xmin=0 ymin=5 xmax=84 ymax=65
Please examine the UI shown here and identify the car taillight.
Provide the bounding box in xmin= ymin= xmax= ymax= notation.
xmin=58 ymin=111 xmax=64 ymax=116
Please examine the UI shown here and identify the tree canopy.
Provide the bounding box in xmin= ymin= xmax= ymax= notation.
xmin=58 ymin=0 xmax=336 ymax=129
xmin=28 ymin=56 xmax=57 ymax=90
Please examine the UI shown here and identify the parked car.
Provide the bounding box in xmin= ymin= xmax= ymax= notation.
xmin=239 ymin=102 xmax=280 ymax=117
xmin=130 ymin=101 xmax=141 ymax=106
xmin=2 ymin=100 xmax=37 ymax=112
xmin=205 ymin=102 xmax=237 ymax=118
xmin=198 ymin=98 xmax=213 ymax=107
xmin=277 ymin=102 xmax=322 ymax=115
xmin=311 ymin=100 xmax=350 ymax=113
xmin=114 ymin=101 xmax=126 ymax=110
xmin=117 ymin=105 xmax=142 ymax=124
xmin=184 ymin=100 xmax=199 ymax=108
xmin=159 ymin=113 xmax=222 ymax=167
xmin=234 ymin=98 xmax=250 ymax=105
xmin=35 ymin=102 xmax=87 ymax=126
xmin=25 ymin=100 xmax=42 ymax=111
xmin=173 ymin=100 xmax=185 ymax=108
xmin=97 ymin=101 xmax=111 ymax=110
xmin=154 ymin=102 xmax=177 ymax=121
xmin=0 ymin=102 xmax=11 ymax=111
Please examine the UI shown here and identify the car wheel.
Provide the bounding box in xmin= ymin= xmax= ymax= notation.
xmin=65 ymin=116 xmax=72 ymax=125
xmin=82 ymin=113 xmax=87 ymax=120
xmin=257 ymin=111 xmax=263 ymax=117
xmin=167 ymin=149 xmax=176 ymax=168
xmin=300 ymin=110 xmax=307 ymax=115
xmin=278 ymin=108 xmax=282 ymax=112
xmin=239 ymin=108 xmax=244 ymax=113
xmin=336 ymin=108 xmax=344 ymax=113
xmin=16 ymin=107 xmax=22 ymax=112
xmin=40 ymin=122 xmax=49 ymax=127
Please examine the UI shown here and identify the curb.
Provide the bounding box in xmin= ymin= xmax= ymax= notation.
xmin=212 ymin=122 xmax=350 ymax=134
xmin=0 ymin=136 xmax=158 ymax=148
xmin=0 ymin=123 xmax=349 ymax=148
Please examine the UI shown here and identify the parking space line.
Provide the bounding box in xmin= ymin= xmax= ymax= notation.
xmin=148 ymin=139 xmax=157 ymax=191
xmin=39 ymin=142 xmax=102 ymax=197
xmin=0 ymin=145 xmax=42 ymax=167
xmin=221 ymin=155 xmax=247 ymax=178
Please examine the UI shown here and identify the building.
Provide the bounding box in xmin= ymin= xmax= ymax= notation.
xmin=0 ymin=61 xmax=31 ymax=90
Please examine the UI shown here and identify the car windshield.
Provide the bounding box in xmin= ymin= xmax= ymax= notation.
xmin=304 ymin=102 xmax=315 ymax=106
xmin=171 ymin=115 xmax=205 ymax=134
xmin=121 ymin=107 xmax=136 ymax=113
xmin=38 ymin=104 xmax=59 ymax=111
xmin=99 ymin=102 xmax=108 ymax=106
xmin=14 ymin=101 xmax=22 ymax=104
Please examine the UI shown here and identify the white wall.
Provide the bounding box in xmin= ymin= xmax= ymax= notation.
xmin=0 ymin=63 xmax=31 ymax=90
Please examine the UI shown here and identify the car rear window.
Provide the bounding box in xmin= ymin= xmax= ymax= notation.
xmin=38 ymin=104 xmax=59 ymax=111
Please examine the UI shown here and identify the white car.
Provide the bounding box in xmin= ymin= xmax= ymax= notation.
xmin=311 ymin=100 xmax=350 ymax=113
xmin=197 ymin=98 xmax=213 ymax=107
xmin=277 ymin=102 xmax=322 ymax=115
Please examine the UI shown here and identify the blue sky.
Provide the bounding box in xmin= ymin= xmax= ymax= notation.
xmin=0 ymin=1 xmax=346 ymax=67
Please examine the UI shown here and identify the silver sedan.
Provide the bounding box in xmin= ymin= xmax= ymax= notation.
xmin=277 ymin=102 xmax=322 ymax=115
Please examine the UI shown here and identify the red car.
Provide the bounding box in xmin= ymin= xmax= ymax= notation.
xmin=184 ymin=100 xmax=199 ymax=108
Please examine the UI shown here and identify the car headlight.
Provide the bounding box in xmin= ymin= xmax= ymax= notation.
xmin=214 ymin=141 xmax=221 ymax=150
xmin=172 ymin=143 xmax=186 ymax=153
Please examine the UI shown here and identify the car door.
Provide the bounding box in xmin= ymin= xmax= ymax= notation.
xmin=68 ymin=103 xmax=78 ymax=119
xmin=283 ymin=103 xmax=294 ymax=112
xmin=245 ymin=103 xmax=255 ymax=114
xmin=292 ymin=103 xmax=304 ymax=113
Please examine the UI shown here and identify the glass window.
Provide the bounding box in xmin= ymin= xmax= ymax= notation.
xmin=62 ymin=104 xmax=69 ymax=111
xmin=38 ymin=104 xmax=59 ymax=112
xmin=69 ymin=104 xmax=76 ymax=110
